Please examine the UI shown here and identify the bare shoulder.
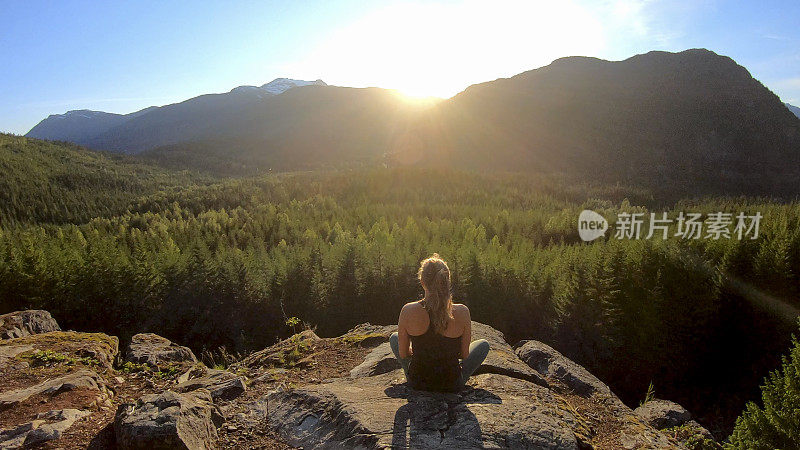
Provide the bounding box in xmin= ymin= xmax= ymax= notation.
xmin=452 ymin=303 xmax=470 ymax=319
xmin=400 ymin=300 xmax=424 ymax=318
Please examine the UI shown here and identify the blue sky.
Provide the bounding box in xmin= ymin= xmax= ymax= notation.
xmin=1 ymin=0 xmax=799 ymax=134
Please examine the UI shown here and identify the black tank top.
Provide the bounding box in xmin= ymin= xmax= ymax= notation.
xmin=407 ymin=304 xmax=462 ymax=392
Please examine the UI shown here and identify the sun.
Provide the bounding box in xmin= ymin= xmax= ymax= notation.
xmin=288 ymin=1 xmax=604 ymax=100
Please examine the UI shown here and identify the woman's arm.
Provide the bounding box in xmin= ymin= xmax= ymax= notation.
xmin=460 ymin=306 xmax=472 ymax=359
xmin=397 ymin=305 xmax=413 ymax=358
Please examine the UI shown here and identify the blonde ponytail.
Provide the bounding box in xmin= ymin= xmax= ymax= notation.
xmin=418 ymin=253 xmax=453 ymax=333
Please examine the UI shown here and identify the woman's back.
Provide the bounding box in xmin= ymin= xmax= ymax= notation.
xmin=405 ymin=301 xmax=464 ymax=392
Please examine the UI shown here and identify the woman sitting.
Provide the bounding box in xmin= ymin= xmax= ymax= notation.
xmin=390 ymin=253 xmax=490 ymax=392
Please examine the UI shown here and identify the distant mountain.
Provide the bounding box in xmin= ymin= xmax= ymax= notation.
xmin=25 ymin=51 xmax=800 ymax=196
xmin=27 ymin=110 xmax=128 ymax=144
xmin=393 ymin=49 xmax=800 ymax=196
xmin=787 ymin=103 xmax=800 ymax=119
xmin=26 ymin=78 xmax=326 ymax=152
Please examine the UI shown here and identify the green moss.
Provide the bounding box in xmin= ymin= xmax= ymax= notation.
xmin=339 ymin=332 xmax=385 ymax=345
xmin=22 ymin=349 xmax=100 ymax=367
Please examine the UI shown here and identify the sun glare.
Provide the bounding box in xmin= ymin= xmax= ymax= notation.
xmin=285 ymin=0 xmax=606 ymax=99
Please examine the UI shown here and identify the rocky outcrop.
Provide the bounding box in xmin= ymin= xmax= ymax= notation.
xmin=125 ymin=333 xmax=197 ymax=369
xmin=270 ymin=321 xmax=680 ymax=449
xmin=515 ymin=340 xmax=612 ymax=397
xmin=0 ymin=310 xmax=691 ymax=449
xmin=269 ymin=370 xmax=587 ymax=449
xmin=174 ymin=368 xmax=247 ymax=402
xmin=115 ymin=389 xmax=222 ymax=450
xmin=0 ymin=310 xmax=60 ymax=340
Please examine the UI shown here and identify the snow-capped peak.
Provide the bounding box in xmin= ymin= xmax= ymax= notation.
xmin=260 ymin=78 xmax=327 ymax=95
xmin=229 ymin=78 xmax=326 ymax=98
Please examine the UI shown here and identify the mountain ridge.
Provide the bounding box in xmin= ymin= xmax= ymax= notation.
xmin=24 ymin=49 xmax=800 ymax=197
xmin=26 ymin=78 xmax=327 ymax=149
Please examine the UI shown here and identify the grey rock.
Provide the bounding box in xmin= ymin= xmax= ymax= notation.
xmin=174 ymin=369 xmax=246 ymax=402
xmin=515 ymin=340 xmax=613 ymax=397
xmin=115 ymin=389 xmax=219 ymax=450
xmin=0 ymin=310 xmax=60 ymax=340
xmin=24 ymin=409 xmax=91 ymax=446
xmin=126 ymin=333 xmax=197 ymax=369
xmin=350 ymin=343 xmax=399 ymax=378
xmin=0 ymin=344 xmax=33 ymax=370
xmin=269 ymin=370 xmax=583 ymax=449
xmin=0 ymin=409 xmax=90 ymax=448
xmin=470 ymin=322 xmax=548 ymax=387
xmin=634 ymin=399 xmax=693 ymax=430
xmin=0 ymin=421 xmax=43 ymax=449
xmin=0 ymin=369 xmax=103 ymax=410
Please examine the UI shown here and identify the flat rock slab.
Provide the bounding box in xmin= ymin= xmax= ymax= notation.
xmin=126 ymin=333 xmax=197 ymax=370
xmin=174 ymin=369 xmax=246 ymax=402
xmin=0 ymin=310 xmax=60 ymax=340
xmin=515 ymin=340 xmax=613 ymax=397
xmin=269 ymin=370 xmax=586 ymax=449
xmin=0 ymin=369 xmax=104 ymax=410
xmin=115 ymin=389 xmax=221 ymax=450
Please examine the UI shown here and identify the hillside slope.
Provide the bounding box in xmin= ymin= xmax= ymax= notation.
xmin=0 ymin=134 xmax=205 ymax=225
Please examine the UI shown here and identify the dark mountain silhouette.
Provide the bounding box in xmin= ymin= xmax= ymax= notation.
xmin=26 ymin=79 xmax=325 ymax=153
xmin=788 ymin=103 xmax=800 ymax=119
xmin=25 ymin=50 xmax=800 ymax=196
xmin=26 ymin=108 xmax=151 ymax=145
xmin=395 ymin=49 xmax=800 ymax=196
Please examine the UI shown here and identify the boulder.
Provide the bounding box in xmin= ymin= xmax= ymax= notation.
xmin=0 ymin=310 xmax=60 ymax=340
xmin=634 ymin=399 xmax=693 ymax=430
xmin=269 ymin=370 xmax=587 ymax=449
xmin=470 ymin=322 xmax=548 ymax=387
xmin=115 ymin=389 xmax=221 ymax=450
xmin=515 ymin=340 xmax=613 ymax=397
xmin=0 ymin=331 xmax=119 ymax=370
xmin=0 ymin=369 xmax=105 ymax=410
xmin=234 ymin=330 xmax=320 ymax=371
xmin=339 ymin=323 xmax=397 ymax=347
xmin=125 ymin=333 xmax=197 ymax=369
xmin=174 ymin=369 xmax=246 ymax=402
xmin=350 ymin=322 xmax=547 ymax=387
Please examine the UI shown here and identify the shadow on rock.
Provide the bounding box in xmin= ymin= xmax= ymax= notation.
xmin=387 ymin=383 xmax=501 ymax=449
